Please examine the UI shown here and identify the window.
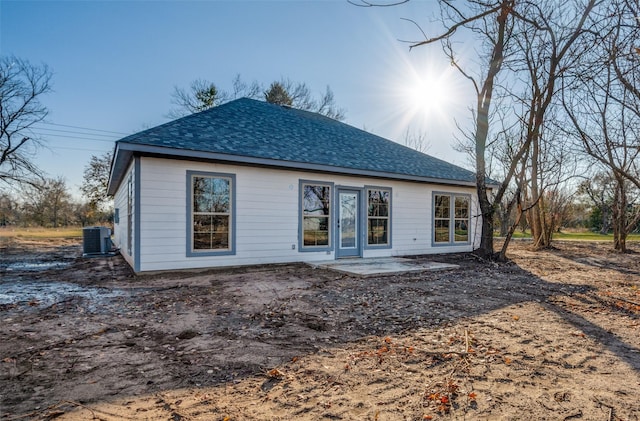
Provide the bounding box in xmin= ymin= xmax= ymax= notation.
xmin=127 ymin=174 xmax=133 ymax=256
xmin=300 ymin=181 xmax=332 ymax=250
xmin=187 ymin=171 xmax=235 ymax=256
xmin=433 ymin=193 xmax=470 ymax=245
xmin=366 ymin=188 xmax=391 ymax=247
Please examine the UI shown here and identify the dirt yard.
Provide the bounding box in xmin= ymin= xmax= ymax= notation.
xmin=1 ymin=237 xmax=639 ymax=420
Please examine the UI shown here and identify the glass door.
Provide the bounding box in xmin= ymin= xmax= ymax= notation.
xmin=337 ymin=189 xmax=361 ymax=258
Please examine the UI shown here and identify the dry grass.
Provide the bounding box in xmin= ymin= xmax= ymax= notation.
xmin=0 ymin=227 xmax=83 ymax=239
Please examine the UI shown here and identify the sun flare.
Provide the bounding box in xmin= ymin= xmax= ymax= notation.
xmin=409 ymin=75 xmax=450 ymax=115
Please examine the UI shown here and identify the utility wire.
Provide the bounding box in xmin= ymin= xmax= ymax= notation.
xmin=47 ymin=145 xmax=111 ymax=153
xmin=33 ymin=126 xmax=121 ymax=138
xmin=37 ymin=121 xmax=129 ymax=136
xmin=32 ymin=132 xmax=117 ymax=143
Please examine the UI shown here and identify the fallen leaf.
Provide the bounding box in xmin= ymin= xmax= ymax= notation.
xmin=267 ymin=368 xmax=284 ymax=378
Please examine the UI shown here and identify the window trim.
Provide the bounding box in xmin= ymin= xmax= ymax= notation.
xmin=186 ymin=170 xmax=236 ymax=257
xmin=364 ymin=185 xmax=392 ymax=250
xmin=431 ymin=191 xmax=472 ymax=247
xmin=298 ymin=179 xmax=334 ymax=253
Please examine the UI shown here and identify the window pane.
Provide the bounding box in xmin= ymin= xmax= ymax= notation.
xmin=194 ymin=214 xmax=212 ymax=232
xmin=194 ymin=194 xmax=211 ymax=213
xmin=193 ymin=177 xmax=211 ymax=196
xmin=211 ymin=216 xmax=230 ymax=248
xmin=193 ymin=233 xmax=211 ymax=250
xmin=368 ymin=218 xmax=388 ymax=245
xmin=304 ymin=185 xmax=331 ymax=216
xmin=191 ymin=175 xmax=231 ymax=252
xmin=303 ymin=216 xmax=329 ymax=246
xmin=211 ymin=192 xmax=230 ymax=213
xmin=454 ymin=220 xmax=468 ymax=242
xmin=455 ymin=196 xmax=469 ymax=218
xmin=193 ymin=215 xmax=229 ymax=249
xmin=368 ymin=190 xmax=390 ymax=217
xmin=434 ymin=220 xmax=450 ymax=243
xmin=434 ymin=195 xmax=450 ymax=218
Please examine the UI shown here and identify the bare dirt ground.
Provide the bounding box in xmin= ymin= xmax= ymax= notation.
xmin=1 ymin=237 xmax=639 ymax=420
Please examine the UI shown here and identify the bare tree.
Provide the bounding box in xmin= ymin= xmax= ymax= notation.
xmin=0 ymin=192 xmax=19 ymax=226
xmin=0 ymin=56 xmax=52 ymax=187
xmin=401 ymin=127 xmax=431 ymax=153
xmin=168 ymin=79 xmax=230 ymax=118
xmin=81 ymin=151 xmax=114 ymax=214
xmin=22 ymin=177 xmax=72 ymax=228
xmin=562 ymin=0 xmax=640 ymax=251
xmin=266 ymin=79 xmax=346 ymax=120
xmin=577 ymin=172 xmax=615 ymax=235
xmin=395 ymin=0 xmax=519 ymax=259
xmin=170 ymin=75 xmax=345 ymax=121
xmin=229 ymin=74 xmax=262 ymax=100
xmin=508 ymin=0 xmax=598 ymax=250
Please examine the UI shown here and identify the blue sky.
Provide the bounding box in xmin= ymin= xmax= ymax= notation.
xmin=1 ymin=0 xmax=473 ymax=198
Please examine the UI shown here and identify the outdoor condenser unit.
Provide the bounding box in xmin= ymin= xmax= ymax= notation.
xmin=83 ymin=226 xmax=112 ymax=255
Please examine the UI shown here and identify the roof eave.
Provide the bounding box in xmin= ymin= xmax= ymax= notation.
xmin=108 ymin=142 xmax=479 ymax=191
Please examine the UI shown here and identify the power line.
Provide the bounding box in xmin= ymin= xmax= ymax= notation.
xmin=32 ymin=132 xmax=116 ymax=143
xmin=32 ymin=126 xmax=121 ymax=138
xmin=47 ymin=145 xmax=111 ymax=153
xmin=37 ymin=121 xmax=129 ymax=136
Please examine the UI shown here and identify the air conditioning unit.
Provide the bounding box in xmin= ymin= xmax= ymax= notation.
xmin=83 ymin=226 xmax=112 ymax=255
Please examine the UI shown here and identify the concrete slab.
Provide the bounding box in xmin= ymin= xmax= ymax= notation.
xmin=308 ymin=257 xmax=458 ymax=277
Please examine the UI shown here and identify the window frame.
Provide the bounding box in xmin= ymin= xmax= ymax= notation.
xmin=186 ymin=170 xmax=236 ymax=257
xmin=431 ymin=191 xmax=472 ymax=246
xmin=364 ymin=185 xmax=392 ymax=249
xmin=299 ymin=179 xmax=334 ymax=252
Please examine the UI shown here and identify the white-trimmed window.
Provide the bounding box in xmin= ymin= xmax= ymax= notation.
xmin=300 ymin=181 xmax=332 ymax=250
xmin=366 ymin=188 xmax=391 ymax=246
xmin=187 ymin=171 xmax=235 ymax=256
xmin=433 ymin=193 xmax=470 ymax=245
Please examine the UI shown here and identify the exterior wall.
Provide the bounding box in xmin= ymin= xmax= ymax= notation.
xmin=133 ymin=156 xmax=480 ymax=272
xmin=112 ymin=159 xmax=137 ymax=269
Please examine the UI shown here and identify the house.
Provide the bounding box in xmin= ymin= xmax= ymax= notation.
xmin=107 ymin=98 xmax=483 ymax=273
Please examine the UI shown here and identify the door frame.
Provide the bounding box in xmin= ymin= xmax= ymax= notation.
xmin=335 ymin=186 xmax=364 ymax=259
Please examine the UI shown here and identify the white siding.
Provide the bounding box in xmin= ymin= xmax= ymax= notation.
xmin=135 ymin=157 xmax=481 ymax=272
xmin=112 ymin=160 xmax=136 ymax=268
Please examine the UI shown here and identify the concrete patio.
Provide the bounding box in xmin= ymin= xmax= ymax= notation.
xmin=308 ymin=257 xmax=459 ymax=277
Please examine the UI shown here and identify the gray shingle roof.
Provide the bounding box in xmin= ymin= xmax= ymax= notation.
xmin=110 ymin=98 xmax=479 ymax=192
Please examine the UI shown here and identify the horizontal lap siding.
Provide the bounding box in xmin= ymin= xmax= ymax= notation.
xmin=112 ymin=161 xmax=134 ymax=267
xmin=138 ymin=158 xmax=304 ymax=271
xmin=137 ymin=157 xmax=479 ymax=272
xmin=389 ymin=184 xmax=429 ymax=256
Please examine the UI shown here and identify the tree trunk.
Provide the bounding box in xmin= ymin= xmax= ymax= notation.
xmin=612 ymin=177 xmax=627 ymax=252
xmin=476 ymin=182 xmax=495 ymax=258
xmin=498 ymin=205 xmax=510 ymax=237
